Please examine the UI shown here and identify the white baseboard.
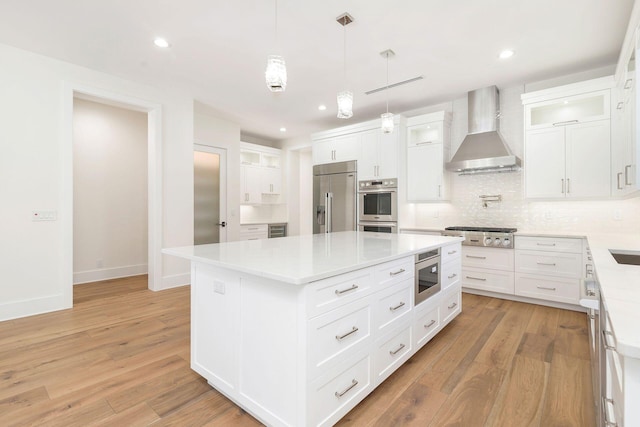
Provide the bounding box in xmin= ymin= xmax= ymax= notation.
xmin=73 ymin=264 xmax=148 ymax=285
xmin=0 ymin=293 xmax=70 ymax=322
xmin=158 ymin=273 xmax=190 ymax=291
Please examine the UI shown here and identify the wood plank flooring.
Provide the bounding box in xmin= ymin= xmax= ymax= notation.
xmin=0 ymin=275 xmax=595 ymax=426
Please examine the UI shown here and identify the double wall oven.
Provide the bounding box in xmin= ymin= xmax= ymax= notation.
xmin=358 ymin=179 xmax=397 ymax=233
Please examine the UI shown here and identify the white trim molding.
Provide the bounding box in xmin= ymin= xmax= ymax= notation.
xmin=73 ymin=264 xmax=148 ymax=285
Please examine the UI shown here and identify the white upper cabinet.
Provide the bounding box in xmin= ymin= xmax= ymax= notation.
xmin=240 ymin=142 xmax=284 ymax=205
xmin=358 ymin=128 xmax=398 ymax=180
xmin=312 ymin=134 xmax=360 ymax=165
xmin=405 ymin=111 xmax=451 ymax=202
xmin=522 ymin=78 xmax=614 ymax=200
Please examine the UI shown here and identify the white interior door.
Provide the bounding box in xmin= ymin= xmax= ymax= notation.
xmin=194 ymin=145 xmax=227 ymax=243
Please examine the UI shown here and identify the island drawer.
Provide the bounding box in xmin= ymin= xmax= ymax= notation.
xmin=515 ymin=236 xmax=583 ymax=253
xmin=374 ymin=257 xmax=413 ymax=288
xmin=514 ymin=273 xmax=579 ymax=304
xmin=309 ymin=354 xmax=372 ymax=427
xmin=414 ymin=305 xmax=440 ymax=349
xmin=373 ymin=279 xmax=413 ymax=333
xmin=442 ymin=242 xmax=462 ymax=264
xmin=441 ymin=257 xmax=461 ymax=291
xmin=515 ymin=250 xmax=582 ymax=278
xmin=374 ymin=325 xmax=412 ymax=384
xmin=306 ymin=269 xmax=374 ymax=318
xmin=307 ymin=299 xmax=372 ymax=380
xmin=441 ymin=287 xmax=461 ymax=326
xmin=462 ymin=246 xmax=514 ymax=271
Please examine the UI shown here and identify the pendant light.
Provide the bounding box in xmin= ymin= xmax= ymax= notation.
xmin=265 ymin=0 xmax=287 ymax=92
xmin=336 ymin=13 xmax=354 ymax=119
xmin=380 ymin=49 xmax=395 ymax=133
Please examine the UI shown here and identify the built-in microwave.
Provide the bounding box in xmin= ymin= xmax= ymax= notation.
xmin=358 ymin=179 xmax=397 ymax=223
xmin=415 ymin=249 xmax=441 ymax=305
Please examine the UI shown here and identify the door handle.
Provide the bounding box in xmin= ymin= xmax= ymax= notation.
xmin=217 ymin=221 xmax=226 ymax=227
xmin=625 ymin=165 xmax=632 ymax=186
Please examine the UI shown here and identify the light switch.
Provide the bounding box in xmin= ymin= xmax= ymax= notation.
xmin=32 ymin=210 xmax=57 ymax=221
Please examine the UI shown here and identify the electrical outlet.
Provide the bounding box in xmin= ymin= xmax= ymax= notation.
xmin=213 ymin=281 xmax=226 ymax=295
xmin=32 ymin=210 xmax=57 ymax=221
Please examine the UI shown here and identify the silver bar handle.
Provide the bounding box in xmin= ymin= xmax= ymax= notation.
xmin=617 ymin=172 xmax=624 ymax=190
xmin=602 ymin=397 xmax=618 ymax=427
xmin=448 ymin=273 xmax=457 ymax=279
xmin=536 ymin=242 xmax=556 ymax=246
xmin=447 ymin=250 xmax=457 ymax=255
xmin=567 ymin=178 xmax=570 ymax=194
xmin=536 ymin=262 xmax=556 ymax=266
xmin=336 ymin=326 xmax=359 ymax=341
xmin=553 ymin=119 xmax=579 ymax=126
xmin=389 ymin=301 xmax=406 ymax=312
xmin=438 ymin=184 xmax=441 ymax=198
xmin=424 ymin=319 xmax=436 ymax=328
xmin=536 ymin=285 xmax=556 ymax=291
xmin=390 ymin=268 xmax=406 ymax=276
xmin=416 ymin=140 xmax=434 ymax=145
xmin=448 ymin=302 xmax=458 ymax=309
xmin=335 ymin=284 xmax=358 ymax=295
xmin=325 ymin=192 xmax=332 ymax=233
xmin=625 ymin=165 xmax=632 ymax=185
xmin=466 ymin=276 xmax=486 ymax=281
xmin=466 ymin=255 xmax=486 ymax=259
xmin=624 ymin=78 xmax=633 ymax=89
xmin=389 ymin=343 xmax=406 ymax=356
xmin=616 ymin=101 xmax=624 ymax=110
xmin=335 ymin=379 xmax=358 ymax=398
xmin=561 ymin=178 xmax=565 ymax=194
xmin=603 ymin=330 xmax=617 ymax=351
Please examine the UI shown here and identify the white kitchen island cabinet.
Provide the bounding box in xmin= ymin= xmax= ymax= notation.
xmin=164 ymin=231 xmax=462 ymax=427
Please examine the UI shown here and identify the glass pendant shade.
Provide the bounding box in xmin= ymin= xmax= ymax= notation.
xmin=265 ymin=55 xmax=287 ymax=92
xmin=337 ymin=90 xmax=353 ymax=119
xmin=381 ymin=112 xmax=394 ymax=133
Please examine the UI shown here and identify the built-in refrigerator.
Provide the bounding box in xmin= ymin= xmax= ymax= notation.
xmin=313 ymin=161 xmax=357 ymax=234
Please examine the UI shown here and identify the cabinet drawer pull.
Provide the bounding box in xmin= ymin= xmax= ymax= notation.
xmin=389 ymin=268 xmax=406 ymax=276
xmin=602 ymin=397 xmax=618 ymax=427
xmin=624 ymin=78 xmax=633 ymax=89
xmin=336 ymin=326 xmax=359 ymax=341
xmin=335 ymin=284 xmax=359 ymax=295
xmin=447 ymin=302 xmax=458 ymax=310
xmin=625 ymin=165 xmax=632 ymax=185
xmin=567 ymin=178 xmax=570 ymax=194
xmin=466 ymin=255 xmax=486 ymax=259
xmin=536 ymin=285 xmax=556 ymax=291
xmin=466 ymin=276 xmax=486 ymax=281
xmin=389 ymin=343 xmax=406 ymax=356
xmin=416 ymin=140 xmax=434 ymax=145
xmin=536 ymin=242 xmax=556 ymax=247
xmin=552 ymin=119 xmax=579 ymax=126
xmin=602 ymin=330 xmax=617 ymax=351
xmin=389 ymin=302 xmax=406 ymax=312
xmin=424 ymin=319 xmax=436 ymax=328
xmin=335 ymin=379 xmax=358 ymax=398
xmin=536 ymin=262 xmax=556 ymax=266
xmin=561 ymin=178 xmax=565 ymax=194
xmin=616 ymin=101 xmax=624 ymax=110
xmin=448 ymin=273 xmax=457 ymax=279
xmin=447 ymin=250 xmax=457 ymax=255
xmin=617 ymin=172 xmax=624 ymax=190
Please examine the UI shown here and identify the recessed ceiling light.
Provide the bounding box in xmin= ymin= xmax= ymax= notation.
xmin=154 ymin=38 xmax=170 ymax=48
xmin=318 ymin=104 xmax=327 ymax=111
xmin=280 ymin=127 xmax=287 ymax=132
xmin=498 ymin=49 xmax=514 ymax=59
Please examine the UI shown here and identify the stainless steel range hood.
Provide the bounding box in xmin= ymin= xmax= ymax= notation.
xmin=446 ymin=86 xmax=521 ymax=173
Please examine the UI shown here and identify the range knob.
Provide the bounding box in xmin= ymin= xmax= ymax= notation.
xmin=484 ymin=237 xmax=492 ymax=246
xmin=493 ymin=237 xmax=501 ymax=246
xmin=503 ymin=237 xmax=511 ymax=247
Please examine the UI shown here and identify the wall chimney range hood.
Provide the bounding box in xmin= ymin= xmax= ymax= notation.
xmin=446 ymin=86 xmax=521 ymax=174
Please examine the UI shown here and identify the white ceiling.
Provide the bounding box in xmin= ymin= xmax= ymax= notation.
xmin=0 ymin=0 xmax=634 ymax=141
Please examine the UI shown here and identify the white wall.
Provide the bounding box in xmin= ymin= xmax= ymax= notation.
xmin=73 ymin=98 xmax=148 ymax=284
xmin=0 ymin=43 xmax=193 ymax=321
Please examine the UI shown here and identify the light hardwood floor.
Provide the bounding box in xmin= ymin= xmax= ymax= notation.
xmin=0 ymin=275 xmax=595 ymax=426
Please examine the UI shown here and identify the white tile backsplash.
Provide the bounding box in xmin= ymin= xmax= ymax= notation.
xmin=404 ymin=84 xmax=640 ymax=233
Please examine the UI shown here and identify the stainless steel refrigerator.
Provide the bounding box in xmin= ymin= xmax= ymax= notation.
xmin=313 ymin=161 xmax=357 ymax=234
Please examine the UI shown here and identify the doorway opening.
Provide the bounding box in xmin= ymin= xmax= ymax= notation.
xmin=194 ymin=145 xmax=227 ymax=244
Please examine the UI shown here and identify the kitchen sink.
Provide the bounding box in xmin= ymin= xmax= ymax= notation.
xmin=609 ymin=250 xmax=640 ymax=265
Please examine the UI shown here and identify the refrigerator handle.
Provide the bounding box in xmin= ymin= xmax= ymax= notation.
xmin=316 ymin=206 xmax=325 ymax=226
xmin=325 ymin=192 xmax=332 ymax=233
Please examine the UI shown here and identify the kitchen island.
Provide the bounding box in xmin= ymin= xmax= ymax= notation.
xmin=164 ymin=231 xmax=462 ymax=427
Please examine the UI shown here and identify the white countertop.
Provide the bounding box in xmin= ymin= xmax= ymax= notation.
xmin=584 ymin=232 xmax=640 ymax=358
xmin=163 ymin=231 xmax=462 ymax=285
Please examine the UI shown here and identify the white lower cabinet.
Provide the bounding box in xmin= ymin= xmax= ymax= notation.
xmin=190 ymin=247 xmax=462 ymax=427
xmin=515 ymin=236 xmax=583 ymax=306
xmin=239 ymin=224 xmax=268 ymax=241
xmin=461 ymin=246 xmax=515 ymax=295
